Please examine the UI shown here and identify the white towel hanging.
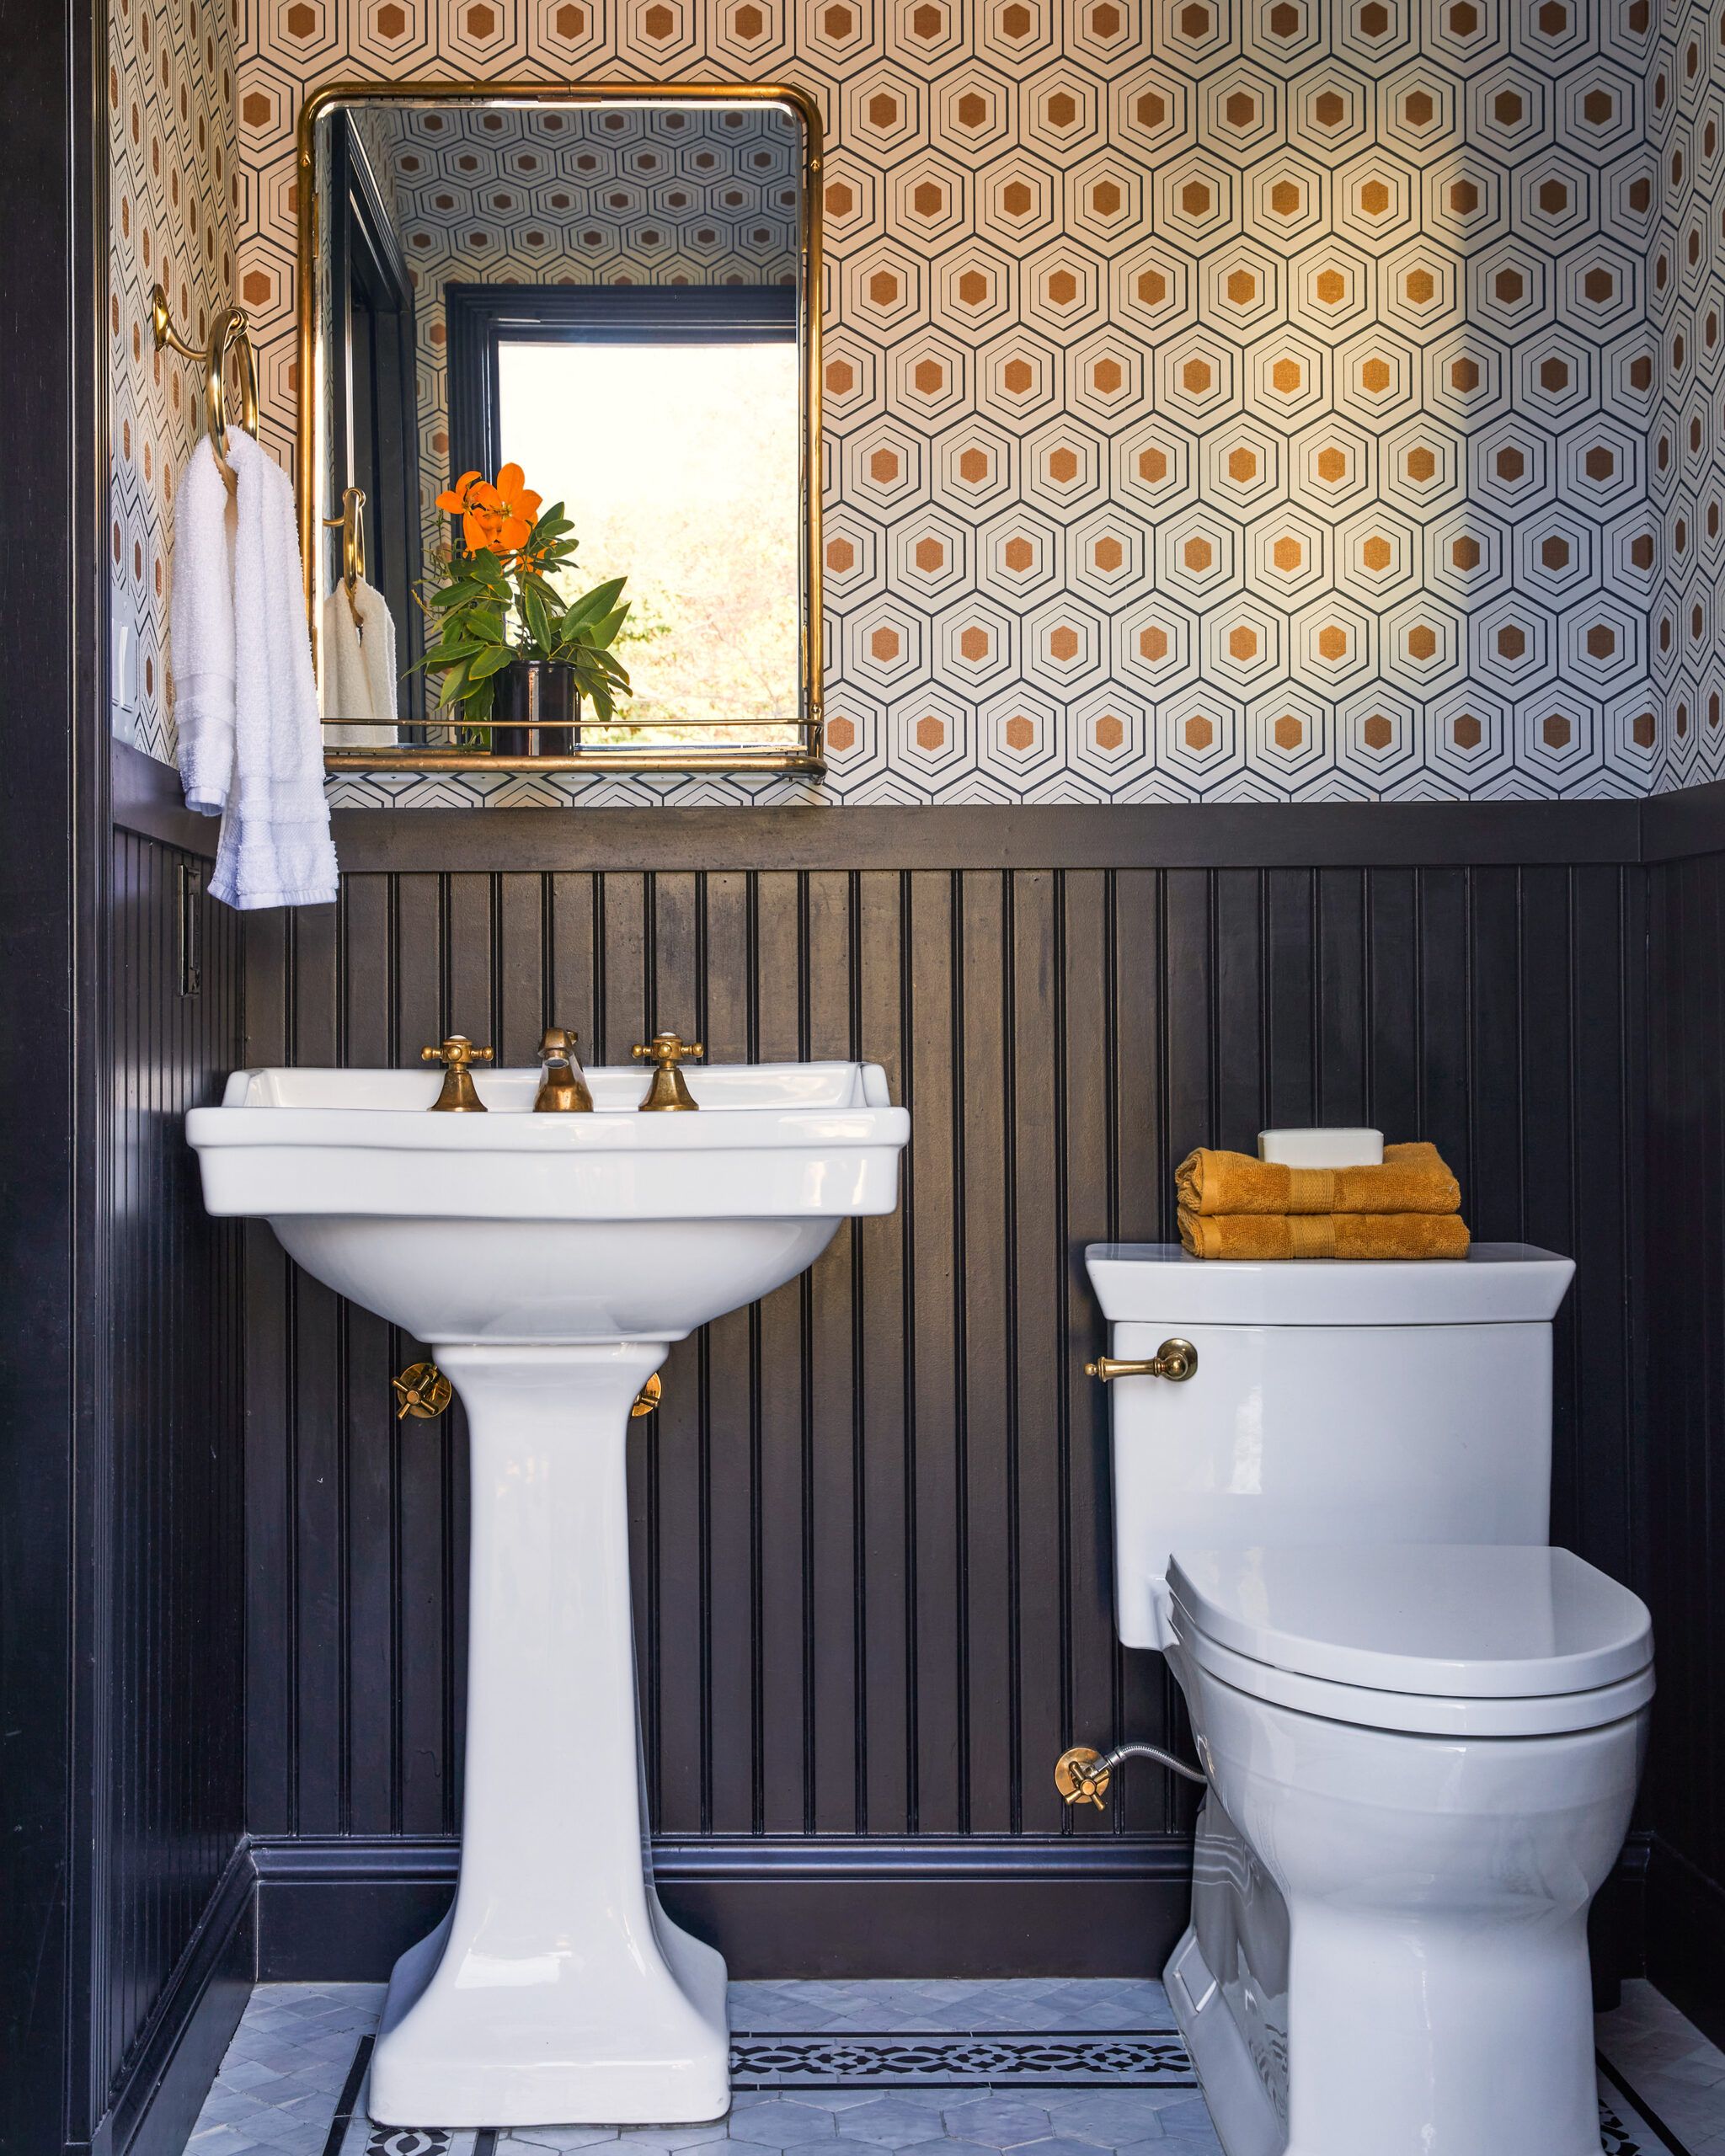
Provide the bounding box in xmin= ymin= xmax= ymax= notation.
xmin=205 ymin=430 xmax=339 ymax=910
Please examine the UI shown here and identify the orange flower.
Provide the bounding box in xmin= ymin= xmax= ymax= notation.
xmin=436 ymin=464 xmax=543 ymax=558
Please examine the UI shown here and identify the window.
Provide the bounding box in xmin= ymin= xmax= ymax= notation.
xmin=449 ymin=283 xmax=805 ymax=756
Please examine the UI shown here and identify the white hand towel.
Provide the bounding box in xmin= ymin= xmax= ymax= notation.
xmin=208 ymin=430 xmax=339 ymax=911
xmin=168 ymin=438 xmax=238 ymax=814
xmin=320 ymin=574 xmax=400 ymax=746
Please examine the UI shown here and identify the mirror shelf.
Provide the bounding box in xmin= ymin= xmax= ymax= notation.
xmin=319 ymin=723 xmax=823 ymax=775
xmin=298 ymin=81 xmax=823 ymax=777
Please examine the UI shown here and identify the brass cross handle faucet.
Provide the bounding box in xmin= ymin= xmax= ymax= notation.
xmin=632 ymin=1032 xmax=703 ymax=1112
xmin=421 ymin=1035 xmax=494 ymax=1113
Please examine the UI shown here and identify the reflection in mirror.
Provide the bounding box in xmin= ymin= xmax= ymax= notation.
xmin=301 ymin=88 xmax=820 ymax=771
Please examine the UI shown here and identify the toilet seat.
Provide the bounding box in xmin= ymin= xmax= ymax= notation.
xmin=1167 ymin=1544 xmax=1654 ymax=1738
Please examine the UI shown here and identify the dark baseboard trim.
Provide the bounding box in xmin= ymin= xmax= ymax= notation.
xmin=111 ymin=738 xmax=220 ymax=858
xmin=251 ymin=1833 xmax=1195 ymax=1982
xmin=1646 ymin=1833 xmax=1725 ymax=2052
xmin=327 ymin=798 xmax=1644 ymax=875
xmin=89 ymin=1839 xmax=255 ymax=2156
xmin=1590 ymin=1828 xmax=1651 ymax=2009
xmin=249 ymin=1827 xmax=1657 ymax=1989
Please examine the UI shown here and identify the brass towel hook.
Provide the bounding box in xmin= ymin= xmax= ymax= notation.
xmin=151 ymin=284 xmax=259 ymax=486
xmin=323 ymin=485 xmax=367 ymax=602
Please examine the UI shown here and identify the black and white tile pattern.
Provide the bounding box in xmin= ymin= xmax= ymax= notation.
xmin=184 ymin=1976 xmax=1715 ymax=2156
xmin=729 ymin=2033 xmax=1194 ymax=2090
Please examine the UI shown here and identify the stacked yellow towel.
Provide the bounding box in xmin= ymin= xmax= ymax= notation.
xmin=1175 ymin=1141 xmax=1470 ymax=1260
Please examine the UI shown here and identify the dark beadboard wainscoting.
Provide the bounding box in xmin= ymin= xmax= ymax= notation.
xmin=1645 ymin=820 xmax=1725 ymax=2051
xmin=104 ymin=826 xmax=252 ymax=2152
xmin=238 ymin=806 xmax=1647 ymax=1981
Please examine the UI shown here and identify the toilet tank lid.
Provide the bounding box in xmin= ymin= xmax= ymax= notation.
xmin=1085 ymin=1242 xmax=1574 ymax=1325
xmin=1167 ymin=1545 xmax=1653 ymax=1699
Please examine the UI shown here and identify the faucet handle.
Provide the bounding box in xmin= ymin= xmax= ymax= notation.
xmin=632 ymin=1031 xmax=702 ymax=1066
xmin=421 ymin=1034 xmax=494 ymax=1068
xmin=420 ymin=1034 xmax=493 ymax=1113
xmin=631 ymin=1032 xmax=703 ymax=1112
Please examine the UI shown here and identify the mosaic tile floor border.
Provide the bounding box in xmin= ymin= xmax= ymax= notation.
xmin=728 ymin=2032 xmax=1194 ymax=2089
xmin=312 ymin=2028 xmax=1692 ymax=2155
xmin=1599 ymin=2056 xmax=1701 ymax=2156
xmin=322 ymin=2039 xmax=499 ymax=2156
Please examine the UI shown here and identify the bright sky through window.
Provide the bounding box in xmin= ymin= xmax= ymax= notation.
xmin=497 ymin=340 xmax=800 ymax=741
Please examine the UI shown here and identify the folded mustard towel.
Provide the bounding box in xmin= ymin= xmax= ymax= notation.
xmin=1178 ymin=1209 xmax=1472 ymax=1261
xmin=1175 ymin=1140 xmax=1461 ymax=1218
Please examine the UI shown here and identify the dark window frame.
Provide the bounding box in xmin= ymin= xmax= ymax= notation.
xmin=328 ymin=114 xmax=425 ymax=713
xmin=444 ymin=281 xmax=798 ymax=489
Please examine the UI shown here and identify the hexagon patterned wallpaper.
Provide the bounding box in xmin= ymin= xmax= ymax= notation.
xmin=110 ymin=0 xmax=1720 ymax=800
xmin=109 ymin=0 xmax=239 ymax=764
xmin=348 ymin=100 xmax=798 ymax=573
xmin=1645 ymin=0 xmax=1725 ymax=792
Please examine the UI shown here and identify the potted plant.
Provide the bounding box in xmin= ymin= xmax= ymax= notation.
xmin=419 ymin=463 xmax=633 ymax=755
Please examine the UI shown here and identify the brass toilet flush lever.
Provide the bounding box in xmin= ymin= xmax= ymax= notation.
xmin=535 ymin=1027 xmax=595 ymax=1113
xmin=421 ymin=1035 xmax=494 ymax=1112
xmin=632 ymin=1032 xmax=703 ymax=1112
xmin=1086 ymin=1338 xmax=1199 ymax=1384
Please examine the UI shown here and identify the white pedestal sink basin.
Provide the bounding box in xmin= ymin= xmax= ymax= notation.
xmin=188 ymin=1057 xmax=908 ymax=2128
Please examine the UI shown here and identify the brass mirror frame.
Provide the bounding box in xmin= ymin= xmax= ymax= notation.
xmin=296 ymin=79 xmax=825 ymax=775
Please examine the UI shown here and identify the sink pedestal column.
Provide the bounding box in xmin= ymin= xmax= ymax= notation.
xmin=367 ymin=1340 xmax=729 ymax=2130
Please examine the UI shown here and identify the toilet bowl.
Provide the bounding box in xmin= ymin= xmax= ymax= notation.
xmin=1082 ymin=1244 xmax=1654 ymax=2156
xmin=1162 ymin=1544 xmax=1652 ymax=2156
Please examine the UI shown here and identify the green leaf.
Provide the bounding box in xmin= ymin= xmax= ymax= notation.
xmin=522 ymin=582 xmax=554 ymax=656
xmin=562 ymin=576 xmax=628 ymax=630
xmin=467 ymin=643 xmax=514 ymax=680
xmin=587 ymin=605 xmax=629 ymax=648
xmin=467 ymin=550 xmax=511 ymax=595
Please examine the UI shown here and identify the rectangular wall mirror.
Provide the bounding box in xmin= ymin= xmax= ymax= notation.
xmin=298 ymin=83 xmax=822 ymax=774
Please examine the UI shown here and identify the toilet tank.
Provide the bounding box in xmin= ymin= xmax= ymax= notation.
xmin=1085 ymin=1243 xmax=1574 ymax=1649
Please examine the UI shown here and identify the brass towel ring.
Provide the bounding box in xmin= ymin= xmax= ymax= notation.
xmin=151 ymin=285 xmax=259 ymax=485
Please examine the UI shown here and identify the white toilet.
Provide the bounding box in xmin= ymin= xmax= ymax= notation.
xmin=1085 ymin=1242 xmax=1653 ymax=2156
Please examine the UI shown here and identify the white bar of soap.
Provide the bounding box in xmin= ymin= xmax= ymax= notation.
xmin=1258 ymin=1127 xmax=1384 ymax=1167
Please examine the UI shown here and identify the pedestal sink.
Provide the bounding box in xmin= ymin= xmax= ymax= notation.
xmin=187 ymin=1055 xmax=909 ymax=2129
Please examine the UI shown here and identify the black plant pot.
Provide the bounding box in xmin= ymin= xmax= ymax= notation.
xmin=491 ymin=659 xmax=578 ymax=757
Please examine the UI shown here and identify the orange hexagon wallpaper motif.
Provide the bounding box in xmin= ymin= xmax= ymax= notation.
xmin=108 ymin=0 xmax=239 ymax=764
xmin=108 ymin=0 xmax=1715 ymax=799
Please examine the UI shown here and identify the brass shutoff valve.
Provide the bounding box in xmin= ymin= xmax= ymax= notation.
xmin=393 ymin=1362 xmax=452 ymax=1420
xmin=1055 ymin=1747 xmax=1113 ymax=1810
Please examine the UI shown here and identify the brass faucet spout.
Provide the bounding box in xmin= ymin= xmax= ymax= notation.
xmin=535 ymin=1027 xmax=595 ymax=1113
